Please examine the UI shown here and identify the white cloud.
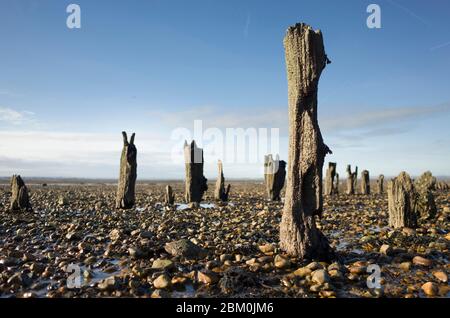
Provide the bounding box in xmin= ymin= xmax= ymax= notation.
xmin=0 ymin=107 xmax=35 ymax=125
xmin=321 ymin=103 xmax=450 ymax=133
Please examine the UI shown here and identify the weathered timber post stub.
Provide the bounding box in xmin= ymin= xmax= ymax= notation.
xmin=335 ymin=173 xmax=339 ymax=194
xmin=184 ymin=140 xmax=208 ymax=203
xmin=388 ymin=172 xmax=418 ymax=228
xmin=325 ymin=162 xmax=337 ymax=195
xmin=361 ymin=170 xmax=370 ymax=195
xmin=415 ymin=171 xmax=437 ymax=220
xmin=279 ymin=23 xmax=334 ymax=260
xmin=264 ymin=154 xmax=286 ymax=201
xmin=377 ymin=174 xmax=384 ymax=194
xmin=165 ymin=185 xmax=175 ymax=205
xmin=214 ymin=160 xmax=231 ymax=202
xmin=10 ymin=175 xmax=32 ymax=212
xmin=346 ymin=165 xmax=357 ymax=195
xmin=116 ymin=131 xmax=137 ymax=209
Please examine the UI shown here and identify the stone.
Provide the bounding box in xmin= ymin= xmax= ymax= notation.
xmin=10 ymin=175 xmax=32 ymax=212
xmin=311 ymin=269 xmax=329 ymax=285
xmin=128 ymin=247 xmax=145 ymax=259
xmin=264 ymin=154 xmax=286 ymax=201
xmin=153 ymin=274 xmax=171 ymax=289
xmin=433 ymin=271 xmax=448 ymax=283
xmin=293 ymin=267 xmax=312 ymax=278
xmin=274 ymin=255 xmax=291 ymax=269
xmin=412 ymin=256 xmax=432 ymax=267
xmin=399 ymin=262 xmax=411 ymax=271
xmin=258 ymin=243 xmax=275 ymax=254
xmin=65 ymin=231 xmax=80 ymax=241
xmin=184 ymin=140 xmax=208 ymax=203
xmin=306 ymin=261 xmax=323 ymax=271
xmin=379 ymin=244 xmax=394 ymax=256
xmin=214 ymin=160 xmax=231 ymax=202
xmin=402 ymin=227 xmax=416 ymax=236
xmin=197 ymin=271 xmax=219 ymax=284
xmin=98 ymin=276 xmax=118 ymax=291
xmin=115 ymin=132 xmax=137 ymax=209
xmin=152 ymin=259 xmax=174 ymax=270
xmin=279 ymin=22 xmax=333 ymax=261
xmin=109 ymin=229 xmax=121 ymax=241
xmin=164 ymin=239 xmax=207 ymax=260
xmin=421 ymin=282 xmax=438 ymax=296
xmin=58 ymin=195 xmax=69 ymax=206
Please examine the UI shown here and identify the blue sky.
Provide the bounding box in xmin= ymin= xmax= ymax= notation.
xmin=0 ymin=0 xmax=449 ymax=179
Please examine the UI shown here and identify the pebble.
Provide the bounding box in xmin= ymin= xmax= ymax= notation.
xmin=197 ymin=271 xmax=219 ymax=284
xmin=153 ymin=274 xmax=171 ymax=289
xmin=433 ymin=271 xmax=448 ymax=283
xmin=274 ymin=255 xmax=291 ymax=269
xmin=98 ymin=277 xmax=118 ymax=291
xmin=421 ymin=282 xmax=438 ymax=296
xmin=152 ymin=259 xmax=174 ymax=270
xmin=293 ymin=267 xmax=312 ymax=278
xmin=412 ymin=256 xmax=432 ymax=267
xmin=164 ymin=239 xmax=207 ymax=260
xmin=399 ymin=262 xmax=412 ymax=271
xmin=379 ymin=244 xmax=394 ymax=256
xmin=258 ymin=243 xmax=275 ymax=254
xmin=311 ymin=269 xmax=329 ymax=285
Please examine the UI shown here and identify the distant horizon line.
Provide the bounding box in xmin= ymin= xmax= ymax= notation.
xmin=0 ymin=175 xmax=449 ymax=184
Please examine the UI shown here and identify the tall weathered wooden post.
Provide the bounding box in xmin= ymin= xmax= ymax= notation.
xmin=214 ymin=160 xmax=231 ymax=202
xmin=325 ymin=162 xmax=337 ymax=195
xmin=377 ymin=174 xmax=384 ymax=194
xmin=335 ymin=173 xmax=339 ymax=194
xmin=279 ymin=23 xmax=333 ymax=260
xmin=361 ymin=170 xmax=370 ymax=195
xmin=116 ymin=131 xmax=137 ymax=209
xmin=184 ymin=140 xmax=208 ymax=203
xmin=264 ymin=154 xmax=286 ymax=201
xmin=10 ymin=175 xmax=32 ymax=212
xmin=346 ymin=165 xmax=357 ymax=195
xmin=388 ymin=172 xmax=418 ymax=228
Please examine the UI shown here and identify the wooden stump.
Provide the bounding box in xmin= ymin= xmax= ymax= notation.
xmin=377 ymin=174 xmax=384 ymax=194
xmin=264 ymin=154 xmax=286 ymax=201
xmin=388 ymin=172 xmax=418 ymax=228
xmin=184 ymin=140 xmax=208 ymax=203
xmin=361 ymin=170 xmax=370 ymax=195
xmin=10 ymin=175 xmax=32 ymax=212
xmin=214 ymin=160 xmax=231 ymax=202
xmin=325 ymin=162 xmax=336 ymax=195
xmin=279 ymin=23 xmax=334 ymax=261
xmin=165 ymin=185 xmax=175 ymax=205
xmin=415 ymin=171 xmax=437 ymax=220
xmin=116 ymin=131 xmax=137 ymax=209
xmin=346 ymin=165 xmax=357 ymax=195
xmin=334 ymin=173 xmax=339 ymax=194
